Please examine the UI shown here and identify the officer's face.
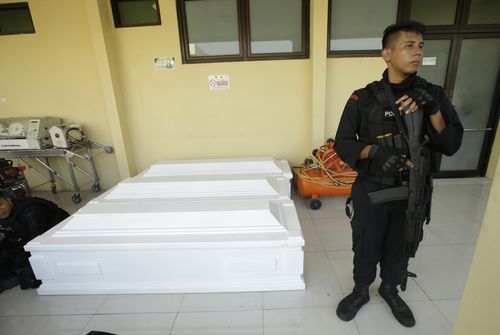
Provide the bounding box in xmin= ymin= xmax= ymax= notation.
xmin=383 ymin=30 xmax=424 ymax=78
xmin=0 ymin=196 xmax=13 ymax=219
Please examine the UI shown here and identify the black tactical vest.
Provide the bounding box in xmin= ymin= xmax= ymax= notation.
xmin=358 ymin=77 xmax=432 ymax=154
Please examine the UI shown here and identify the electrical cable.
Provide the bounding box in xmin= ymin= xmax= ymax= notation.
xmin=297 ymin=141 xmax=357 ymax=189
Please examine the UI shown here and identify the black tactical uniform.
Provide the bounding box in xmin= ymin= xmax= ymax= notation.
xmin=334 ymin=69 xmax=464 ymax=318
xmin=335 ymin=70 xmax=463 ymax=288
xmin=1 ymin=192 xmax=69 ymax=292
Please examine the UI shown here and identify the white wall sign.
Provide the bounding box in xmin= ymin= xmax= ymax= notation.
xmin=422 ymin=57 xmax=437 ymax=66
xmin=208 ymin=74 xmax=230 ymax=91
xmin=154 ymin=57 xmax=175 ymax=70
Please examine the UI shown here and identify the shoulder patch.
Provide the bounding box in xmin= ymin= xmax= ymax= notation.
xmin=349 ymin=94 xmax=359 ymax=101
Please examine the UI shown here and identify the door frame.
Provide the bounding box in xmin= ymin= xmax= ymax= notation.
xmin=400 ymin=0 xmax=500 ymax=177
xmin=433 ymin=34 xmax=500 ymax=178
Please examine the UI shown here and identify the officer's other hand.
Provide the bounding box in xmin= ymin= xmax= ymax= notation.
xmin=410 ymin=88 xmax=439 ymax=116
xmin=368 ymin=145 xmax=407 ymax=175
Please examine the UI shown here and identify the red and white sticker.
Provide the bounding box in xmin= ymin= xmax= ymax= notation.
xmin=208 ymin=74 xmax=230 ymax=91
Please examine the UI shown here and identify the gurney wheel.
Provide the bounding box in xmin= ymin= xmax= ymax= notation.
xmin=71 ymin=194 xmax=81 ymax=204
xmin=309 ymin=199 xmax=322 ymax=210
xmin=91 ymin=184 xmax=100 ymax=192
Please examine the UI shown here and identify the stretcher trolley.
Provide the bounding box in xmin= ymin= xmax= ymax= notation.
xmin=294 ymin=139 xmax=357 ymax=210
xmin=0 ymin=140 xmax=113 ymax=204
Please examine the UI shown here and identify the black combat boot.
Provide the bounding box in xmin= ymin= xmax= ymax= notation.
xmin=336 ymin=284 xmax=370 ymax=321
xmin=18 ymin=266 xmax=42 ymax=290
xmin=378 ymin=282 xmax=415 ymax=327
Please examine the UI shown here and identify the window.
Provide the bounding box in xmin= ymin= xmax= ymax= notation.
xmin=177 ymin=0 xmax=309 ymax=63
xmin=111 ymin=0 xmax=161 ymax=28
xmin=410 ymin=0 xmax=458 ymax=26
xmin=328 ymin=0 xmax=399 ymax=56
xmin=467 ymin=0 xmax=500 ymax=25
xmin=0 ymin=2 xmax=35 ymax=36
xmin=328 ymin=0 xmax=500 ymax=57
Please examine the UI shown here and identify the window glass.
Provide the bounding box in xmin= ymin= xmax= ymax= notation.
xmin=452 ymin=38 xmax=500 ymax=129
xmin=410 ymin=0 xmax=457 ymax=26
xmin=417 ymin=39 xmax=451 ymax=87
xmin=329 ymin=0 xmax=398 ymax=51
xmin=111 ymin=0 xmax=161 ymax=27
xmin=468 ymin=0 xmax=500 ymax=25
xmin=440 ymin=132 xmax=484 ymax=170
xmin=0 ymin=3 xmax=35 ymax=35
xmin=249 ymin=0 xmax=303 ymax=54
xmin=185 ymin=0 xmax=240 ymax=57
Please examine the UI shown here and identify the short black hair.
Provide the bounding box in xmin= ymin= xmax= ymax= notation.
xmin=382 ymin=20 xmax=426 ymax=49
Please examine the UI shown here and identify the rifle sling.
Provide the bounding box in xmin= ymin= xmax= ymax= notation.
xmin=381 ymin=81 xmax=409 ymax=141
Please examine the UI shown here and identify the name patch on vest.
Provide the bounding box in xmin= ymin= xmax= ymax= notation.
xmin=384 ymin=110 xmax=395 ymax=119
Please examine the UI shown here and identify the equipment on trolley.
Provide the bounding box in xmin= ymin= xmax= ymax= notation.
xmin=0 ymin=118 xmax=113 ymax=204
xmin=0 ymin=117 xmax=61 ymax=150
xmin=295 ymin=139 xmax=357 ymax=210
xmin=49 ymin=124 xmax=85 ymax=148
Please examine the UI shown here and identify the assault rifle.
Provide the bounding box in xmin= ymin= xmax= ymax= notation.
xmin=400 ymin=109 xmax=432 ymax=291
xmin=382 ymin=82 xmax=432 ymax=292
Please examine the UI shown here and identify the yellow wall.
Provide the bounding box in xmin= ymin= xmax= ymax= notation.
xmin=0 ymin=0 xmax=120 ymax=189
xmin=454 ymin=154 xmax=500 ymax=334
xmin=325 ymin=57 xmax=386 ymax=137
xmin=107 ymin=0 xmax=312 ymax=172
xmin=4 ymin=0 xmax=494 ymax=185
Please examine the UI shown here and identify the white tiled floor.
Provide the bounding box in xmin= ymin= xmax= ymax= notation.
xmin=0 ymin=178 xmax=491 ymax=335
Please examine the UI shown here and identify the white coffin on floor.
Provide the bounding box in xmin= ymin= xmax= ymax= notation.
xmin=25 ymin=199 xmax=304 ymax=295
xmin=138 ymin=157 xmax=293 ymax=179
xmin=91 ymin=174 xmax=291 ymax=202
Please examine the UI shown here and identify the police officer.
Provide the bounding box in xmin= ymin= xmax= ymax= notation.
xmin=0 ymin=189 xmax=69 ymax=292
xmin=334 ymin=21 xmax=463 ymax=327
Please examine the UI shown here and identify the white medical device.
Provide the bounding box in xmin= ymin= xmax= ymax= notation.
xmin=49 ymin=124 xmax=84 ymax=148
xmin=0 ymin=117 xmax=61 ymax=150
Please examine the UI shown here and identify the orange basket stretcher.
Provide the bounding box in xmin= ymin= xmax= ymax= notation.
xmin=294 ymin=140 xmax=357 ymax=210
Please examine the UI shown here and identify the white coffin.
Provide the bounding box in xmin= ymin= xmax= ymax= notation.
xmin=25 ymin=199 xmax=304 ymax=295
xmin=138 ymin=157 xmax=293 ymax=179
xmin=91 ymin=174 xmax=291 ymax=202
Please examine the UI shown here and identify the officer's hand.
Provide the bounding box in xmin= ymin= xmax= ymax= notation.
xmin=410 ymin=88 xmax=439 ymax=116
xmin=368 ymin=145 xmax=407 ymax=175
xmin=396 ymin=95 xmax=418 ymax=114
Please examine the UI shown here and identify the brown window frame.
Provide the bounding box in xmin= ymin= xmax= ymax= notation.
xmin=327 ymin=0 xmax=404 ymax=58
xmin=328 ymin=0 xmax=500 ymax=58
xmin=0 ymin=2 xmax=35 ymax=36
xmin=110 ymin=0 xmax=162 ymax=28
xmin=176 ymin=0 xmax=310 ymax=64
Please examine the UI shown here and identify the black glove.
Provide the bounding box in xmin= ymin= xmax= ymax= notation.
xmin=368 ymin=145 xmax=407 ymax=175
xmin=410 ymin=87 xmax=439 ymax=116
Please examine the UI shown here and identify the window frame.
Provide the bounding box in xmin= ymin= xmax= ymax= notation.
xmin=327 ymin=0 xmax=404 ymax=58
xmin=176 ymin=0 xmax=310 ymax=64
xmin=110 ymin=0 xmax=162 ymax=28
xmin=0 ymin=2 xmax=35 ymax=36
xmin=327 ymin=0 xmax=500 ymax=58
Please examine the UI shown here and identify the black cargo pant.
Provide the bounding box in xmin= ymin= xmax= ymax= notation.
xmin=349 ymin=178 xmax=407 ymax=286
